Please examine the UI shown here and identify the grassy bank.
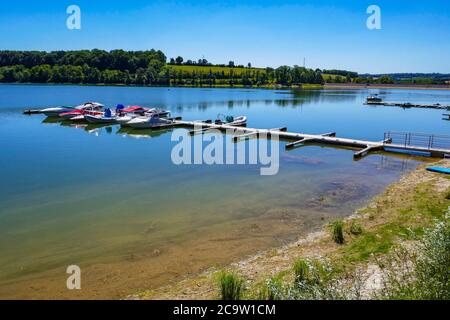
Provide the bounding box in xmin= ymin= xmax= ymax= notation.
xmin=132 ymin=160 xmax=450 ymax=300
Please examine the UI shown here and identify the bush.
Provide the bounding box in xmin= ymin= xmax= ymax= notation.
xmin=378 ymin=211 xmax=450 ymax=299
xmin=332 ymin=220 xmax=345 ymax=244
xmin=349 ymin=221 xmax=363 ymax=235
xmin=218 ymin=272 xmax=244 ymax=300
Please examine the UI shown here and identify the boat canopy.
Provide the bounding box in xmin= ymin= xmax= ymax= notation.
xmin=123 ymin=106 xmax=146 ymax=112
xmin=77 ymin=102 xmax=104 ymax=109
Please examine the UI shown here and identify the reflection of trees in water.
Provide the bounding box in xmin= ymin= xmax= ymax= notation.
xmin=168 ymin=90 xmax=358 ymax=111
xmin=290 ymin=89 xmax=358 ymax=104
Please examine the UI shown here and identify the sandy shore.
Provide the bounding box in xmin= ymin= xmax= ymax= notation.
xmin=133 ymin=159 xmax=450 ymax=300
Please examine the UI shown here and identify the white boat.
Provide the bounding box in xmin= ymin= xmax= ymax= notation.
xmin=118 ymin=109 xmax=171 ymax=127
xmin=116 ymin=115 xmax=137 ymax=126
xmin=226 ymin=115 xmax=247 ymax=126
xmin=365 ymin=94 xmax=382 ymax=104
xmin=42 ymin=102 xmax=104 ymax=117
xmin=60 ymin=103 xmax=104 ymax=120
xmin=84 ymin=108 xmax=118 ymax=124
xmin=214 ymin=114 xmax=247 ymax=126
xmin=126 ymin=114 xmax=174 ymax=129
xmin=146 ymin=108 xmax=171 ymax=118
xmin=41 ymin=106 xmax=75 ymax=117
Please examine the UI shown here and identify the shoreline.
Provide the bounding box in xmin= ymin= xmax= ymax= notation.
xmin=133 ymin=159 xmax=450 ymax=300
xmin=3 ymin=82 xmax=450 ymax=91
xmin=324 ymin=83 xmax=450 ymax=91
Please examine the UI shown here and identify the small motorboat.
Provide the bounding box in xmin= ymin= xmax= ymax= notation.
xmin=117 ymin=107 xmax=171 ymax=127
xmin=147 ymin=108 xmax=171 ymax=118
xmin=42 ymin=102 xmax=104 ymax=117
xmin=115 ymin=106 xmax=150 ymax=126
xmin=84 ymin=108 xmax=118 ymax=124
xmin=365 ymin=94 xmax=382 ymax=104
xmin=41 ymin=106 xmax=75 ymax=117
xmin=214 ymin=114 xmax=247 ymax=126
xmin=59 ymin=103 xmax=104 ymax=120
xmin=126 ymin=113 xmax=174 ymax=129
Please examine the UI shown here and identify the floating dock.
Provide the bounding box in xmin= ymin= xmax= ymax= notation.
xmin=365 ymin=101 xmax=450 ymax=110
xmin=174 ymin=120 xmax=450 ymax=159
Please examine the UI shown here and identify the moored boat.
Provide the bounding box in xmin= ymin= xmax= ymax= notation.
xmin=42 ymin=102 xmax=104 ymax=117
xmin=117 ymin=107 xmax=171 ymax=127
xmin=59 ymin=103 xmax=104 ymax=120
xmin=84 ymin=108 xmax=118 ymax=124
xmin=365 ymin=94 xmax=382 ymax=104
xmin=126 ymin=113 xmax=174 ymax=129
xmin=214 ymin=114 xmax=247 ymax=126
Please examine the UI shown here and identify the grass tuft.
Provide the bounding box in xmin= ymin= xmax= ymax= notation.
xmin=218 ymin=271 xmax=244 ymax=300
xmin=349 ymin=221 xmax=363 ymax=235
xmin=293 ymin=259 xmax=309 ymax=283
xmin=332 ymin=220 xmax=345 ymax=244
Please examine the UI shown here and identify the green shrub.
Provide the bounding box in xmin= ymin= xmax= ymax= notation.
xmin=218 ymin=272 xmax=244 ymax=300
xmin=332 ymin=220 xmax=345 ymax=244
xmin=349 ymin=221 xmax=363 ymax=235
xmin=378 ymin=211 xmax=450 ymax=299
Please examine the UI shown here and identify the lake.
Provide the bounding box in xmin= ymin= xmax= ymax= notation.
xmin=0 ymin=84 xmax=448 ymax=299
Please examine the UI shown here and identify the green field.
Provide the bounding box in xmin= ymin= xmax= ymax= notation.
xmin=322 ymin=73 xmax=347 ymax=82
xmin=167 ymin=64 xmax=266 ymax=76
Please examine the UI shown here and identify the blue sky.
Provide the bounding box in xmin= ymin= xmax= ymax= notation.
xmin=1 ymin=0 xmax=449 ymax=73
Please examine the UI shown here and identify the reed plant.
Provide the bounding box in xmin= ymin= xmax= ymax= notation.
xmin=218 ymin=271 xmax=244 ymax=300
xmin=332 ymin=219 xmax=345 ymax=244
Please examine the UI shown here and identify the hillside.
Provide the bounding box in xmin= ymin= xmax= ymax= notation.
xmin=168 ymin=64 xmax=266 ymax=76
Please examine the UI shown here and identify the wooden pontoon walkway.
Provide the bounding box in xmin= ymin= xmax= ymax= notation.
xmin=174 ymin=120 xmax=450 ymax=159
xmin=365 ymin=101 xmax=450 ymax=109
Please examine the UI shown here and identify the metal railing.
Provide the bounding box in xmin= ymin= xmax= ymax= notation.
xmin=383 ymin=131 xmax=450 ymax=150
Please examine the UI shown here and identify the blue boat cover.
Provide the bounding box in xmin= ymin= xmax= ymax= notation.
xmin=426 ymin=166 xmax=450 ymax=174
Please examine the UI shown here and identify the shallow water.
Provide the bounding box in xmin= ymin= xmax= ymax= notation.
xmin=0 ymin=85 xmax=448 ymax=298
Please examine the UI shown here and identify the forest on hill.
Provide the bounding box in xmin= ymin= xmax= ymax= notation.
xmin=0 ymin=50 xmax=323 ymax=87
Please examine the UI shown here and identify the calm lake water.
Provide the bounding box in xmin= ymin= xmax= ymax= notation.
xmin=0 ymin=84 xmax=448 ymax=299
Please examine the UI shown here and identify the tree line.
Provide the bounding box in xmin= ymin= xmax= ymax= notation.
xmin=168 ymin=55 xmax=251 ymax=68
xmin=164 ymin=65 xmax=323 ymax=87
xmin=0 ymin=50 xmax=323 ymax=86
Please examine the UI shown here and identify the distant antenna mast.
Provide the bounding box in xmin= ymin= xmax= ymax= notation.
xmin=303 ymin=57 xmax=306 ymax=68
